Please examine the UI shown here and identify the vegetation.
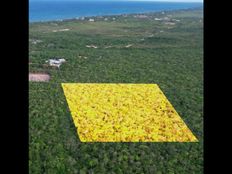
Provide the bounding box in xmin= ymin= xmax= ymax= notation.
xmin=29 ymin=8 xmax=203 ymax=174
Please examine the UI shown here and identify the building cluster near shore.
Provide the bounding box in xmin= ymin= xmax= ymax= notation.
xmin=59 ymin=11 xmax=182 ymax=25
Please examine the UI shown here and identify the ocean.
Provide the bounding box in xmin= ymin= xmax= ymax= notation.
xmin=29 ymin=1 xmax=203 ymax=22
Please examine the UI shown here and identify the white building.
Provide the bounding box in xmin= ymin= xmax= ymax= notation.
xmin=46 ymin=58 xmax=66 ymax=68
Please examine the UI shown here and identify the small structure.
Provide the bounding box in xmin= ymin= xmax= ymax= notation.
xmin=154 ymin=18 xmax=162 ymax=21
xmin=134 ymin=15 xmax=148 ymax=19
xmin=89 ymin=18 xmax=95 ymax=22
xmin=30 ymin=39 xmax=42 ymax=44
xmin=46 ymin=58 xmax=66 ymax=68
xmin=163 ymin=17 xmax=170 ymax=21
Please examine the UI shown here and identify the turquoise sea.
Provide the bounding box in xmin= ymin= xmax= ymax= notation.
xmin=29 ymin=1 xmax=203 ymax=22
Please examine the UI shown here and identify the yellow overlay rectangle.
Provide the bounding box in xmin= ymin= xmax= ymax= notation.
xmin=62 ymin=83 xmax=198 ymax=142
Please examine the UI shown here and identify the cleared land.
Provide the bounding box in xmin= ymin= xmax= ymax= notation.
xmin=62 ymin=83 xmax=198 ymax=142
xmin=29 ymin=8 xmax=203 ymax=174
xmin=29 ymin=73 xmax=50 ymax=82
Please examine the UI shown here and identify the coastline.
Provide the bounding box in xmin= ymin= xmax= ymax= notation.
xmin=29 ymin=6 xmax=203 ymax=24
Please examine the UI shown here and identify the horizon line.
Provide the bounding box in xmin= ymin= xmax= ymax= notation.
xmin=30 ymin=0 xmax=203 ymax=3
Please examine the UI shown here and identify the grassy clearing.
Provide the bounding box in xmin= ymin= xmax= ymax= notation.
xmin=29 ymin=8 xmax=203 ymax=173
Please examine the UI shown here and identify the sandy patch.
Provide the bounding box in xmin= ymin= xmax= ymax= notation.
xmin=104 ymin=46 xmax=112 ymax=48
xmin=125 ymin=44 xmax=133 ymax=48
xmin=52 ymin=28 xmax=70 ymax=32
xmin=86 ymin=45 xmax=98 ymax=49
xmin=164 ymin=22 xmax=176 ymax=25
xmin=148 ymin=34 xmax=154 ymax=38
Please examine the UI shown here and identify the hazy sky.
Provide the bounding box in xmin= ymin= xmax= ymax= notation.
xmin=127 ymin=0 xmax=203 ymax=2
xmin=30 ymin=0 xmax=203 ymax=2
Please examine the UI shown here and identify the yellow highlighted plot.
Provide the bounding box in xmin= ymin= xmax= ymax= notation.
xmin=62 ymin=83 xmax=198 ymax=142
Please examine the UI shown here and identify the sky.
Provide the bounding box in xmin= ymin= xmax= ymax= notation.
xmin=127 ymin=0 xmax=203 ymax=2
xmin=30 ymin=0 xmax=203 ymax=2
